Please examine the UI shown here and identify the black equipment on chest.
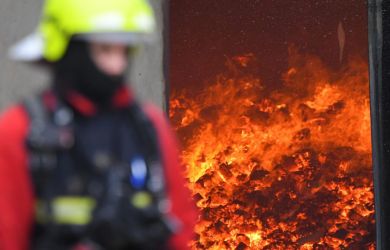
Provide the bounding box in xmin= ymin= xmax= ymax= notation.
xmin=23 ymin=94 xmax=175 ymax=250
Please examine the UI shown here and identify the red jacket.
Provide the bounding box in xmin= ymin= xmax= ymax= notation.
xmin=0 ymin=88 xmax=197 ymax=250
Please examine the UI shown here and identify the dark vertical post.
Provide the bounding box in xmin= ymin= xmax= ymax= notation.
xmin=380 ymin=1 xmax=390 ymax=246
xmin=163 ymin=0 xmax=170 ymax=112
xmin=368 ymin=0 xmax=385 ymax=248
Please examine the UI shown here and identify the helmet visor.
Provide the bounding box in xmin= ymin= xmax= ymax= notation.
xmin=74 ymin=32 xmax=156 ymax=45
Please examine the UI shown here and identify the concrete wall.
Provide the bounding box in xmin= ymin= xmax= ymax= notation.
xmin=0 ymin=0 xmax=165 ymax=112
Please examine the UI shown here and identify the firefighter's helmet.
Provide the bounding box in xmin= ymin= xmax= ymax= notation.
xmin=9 ymin=0 xmax=156 ymax=62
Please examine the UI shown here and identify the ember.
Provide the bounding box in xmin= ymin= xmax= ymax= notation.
xmin=169 ymin=49 xmax=375 ymax=249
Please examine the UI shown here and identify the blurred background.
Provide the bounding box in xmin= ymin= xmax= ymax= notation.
xmin=0 ymin=0 xmax=167 ymax=111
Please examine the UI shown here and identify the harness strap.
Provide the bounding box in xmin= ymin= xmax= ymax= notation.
xmin=24 ymin=95 xmax=74 ymax=172
xmin=23 ymin=95 xmax=70 ymax=249
xmin=128 ymin=104 xmax=172 ymax=214
xmin=24 ymin=96 xmax=48 ymax=130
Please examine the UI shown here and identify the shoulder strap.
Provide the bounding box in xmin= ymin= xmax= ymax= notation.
xmin=23 ymin=94 xmax=74 ymax=171
xmin=126 ymin=102 xmax=179 ymax=235
xmin=127 ymin=104 xmax=168 ymax=201
xmin=24 ymin=95 xmax=48 ymax=129
xmin=23 ymin=95 xmax=55 ymax=172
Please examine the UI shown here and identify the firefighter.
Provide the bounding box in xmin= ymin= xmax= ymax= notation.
xmin=0 ymin=0 xmax=197 ymax=249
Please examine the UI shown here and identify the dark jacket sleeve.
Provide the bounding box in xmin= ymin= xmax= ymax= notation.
xmin=143 ymin=103 xmax=198 ymax=250
xmin=0 ymin=106 xmax=34 ymax=250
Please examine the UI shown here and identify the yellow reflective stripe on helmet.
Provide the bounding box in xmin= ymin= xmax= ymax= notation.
xmin=36 ymin=197 xmax=96 ymax=225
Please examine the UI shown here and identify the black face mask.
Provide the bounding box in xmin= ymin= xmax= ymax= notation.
xmin=53 ymin=41 xmax=127 ymax=105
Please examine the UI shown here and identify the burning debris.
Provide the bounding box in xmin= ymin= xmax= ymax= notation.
xmin=170 ymin=50 xmax=375 ymax=249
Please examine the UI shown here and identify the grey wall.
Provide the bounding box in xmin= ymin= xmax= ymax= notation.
xmin=131 ymin=0 xmax=166 ymax=109
xmin=0 ymin=0 xmax=165 ymax=112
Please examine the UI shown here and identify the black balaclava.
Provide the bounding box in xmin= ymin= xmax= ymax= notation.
xmin=53 ymin=40 xmax=127 ymax=106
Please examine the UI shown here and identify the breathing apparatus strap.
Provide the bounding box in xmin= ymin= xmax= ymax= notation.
xmin=24 ymin=95 xmax=74 ymax=171
xmin=126 ymin=103 xmax=177 ymax=229
xmin=24 ymin=94 xmax=77 ymax=249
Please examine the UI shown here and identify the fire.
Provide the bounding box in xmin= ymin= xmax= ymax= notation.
xmin=170 ymin=49 xmax=375 ymax=249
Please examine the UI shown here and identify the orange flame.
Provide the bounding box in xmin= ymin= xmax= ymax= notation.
xmin=170 ymin=49 xmax=375 ymax=249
